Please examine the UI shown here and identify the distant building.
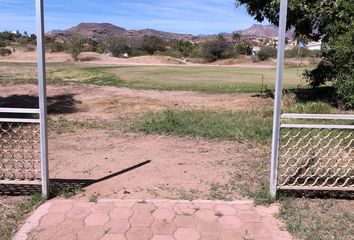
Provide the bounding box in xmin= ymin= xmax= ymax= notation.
xmin=307 ymin=41 xmax=322 ymax=50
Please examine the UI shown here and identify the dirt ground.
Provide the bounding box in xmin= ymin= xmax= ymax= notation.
xmin=49 ymin=130 xmax=266 ymax=200
xmin=0 ymin=84 xmax=273 ymax=121
xmin=0 ymin=83 xmax=271 ymax=200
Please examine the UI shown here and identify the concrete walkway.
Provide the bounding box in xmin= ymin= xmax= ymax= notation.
xmin=15 ymin=199 xmax=292 ymax=240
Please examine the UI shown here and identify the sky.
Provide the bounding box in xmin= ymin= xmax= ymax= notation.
xmin=0 ymin=0 xmax=260 ymax=35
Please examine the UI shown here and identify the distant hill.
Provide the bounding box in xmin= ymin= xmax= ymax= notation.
xmin=234 ymin=24 xmax=294 ymax=38
xmin=47 ymin=23 xmax=194 ymax=41
xmin=47 ymin=22 xmax=294 ymax=42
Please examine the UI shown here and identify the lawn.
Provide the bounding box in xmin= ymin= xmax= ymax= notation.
xmin=0 ymin=62 xmax=313 ymax=93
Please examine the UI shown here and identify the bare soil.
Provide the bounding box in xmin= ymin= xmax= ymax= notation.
xmin=49 ymin=130 xmax=266 ymax=200
xmin=0 ymin=83 xmax=270 ymax=200
xmin=0 ymin=84 xmax=273 ymax=121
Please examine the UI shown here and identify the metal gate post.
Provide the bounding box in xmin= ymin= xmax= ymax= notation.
xmin=270 ymin=0 xmax=288 ymax=198
xmin=36 ymin=0 xmax=49 ymax=198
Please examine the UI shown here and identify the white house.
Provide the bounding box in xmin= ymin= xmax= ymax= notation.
xmin=307 ymin=41 xmax=322 ymax=50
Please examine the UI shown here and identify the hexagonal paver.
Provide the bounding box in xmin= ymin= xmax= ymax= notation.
xmin=40 ymin=213 xmax=65 ymax=227
xmin=243 ymin=222 xmax=272 ymax=239
xmin=110 ymin=208 xmax=133 ymax=219
xmin=214 ymin=204 xmax=237 ymax=216
xmin=100 ymin=234 xmax=126 ymax=240
xmin=85 ymin=213 xmax=110 ymax=226
xmin=49 ymin=202 xmax=73 ymax=213
xmin=91 ymin=203 xmax=114 ymax=214
xmin=151 ymin=220 xmax=177 ymax=235
xmin=218 ymin=216 xmax=243 ymax=229
xmin=105 ymin=219 xmax=130 ymax=234
xmin=153 ymin=208 xmax=176 ymax=220
xmin=20 ymin=199 xmax=292 ymax=240
xmin=174 ymin=215 xmax=198 ymax=228
xmin=130 ymin=211 xmax=154 ymax=227
xmin=77 ymin=226 xmax=106 ymax=240
xmin=197 ymin=222 xmax=221 ymax=236
xmin=66 ymin=207 xmax=91 ymax=219
xmin=195 ymin=210 xmax=217 ymax=222
xmin=174 ymin=203 xmax=196 ymax=215
xmin=174 ymin=228 xmax=200 ymax=240
xmin=222 ymin=229 xmax=245 ymax=240
xmin=238 ymin=211 xmax=261 ymax=223
xmin=151 ymin=235 xmax=175 ymax=240
xmin=126 ymin=226 xmax=154 ymax=240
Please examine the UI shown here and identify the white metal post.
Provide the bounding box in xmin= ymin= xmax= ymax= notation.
xmin=270 ymin=0 xmax=288 ymax=198
xmin=36 ymin=0 xmax=49 ymax=198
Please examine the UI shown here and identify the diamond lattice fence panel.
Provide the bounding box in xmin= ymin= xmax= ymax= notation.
xmin=278 ymin=127 xmax=353 ymax=190
xmin=0 ymin=122 xmax=41 ymax=184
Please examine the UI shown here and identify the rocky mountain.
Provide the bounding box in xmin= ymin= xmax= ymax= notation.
xmin=47 ymin=23 xmax=194 ymax=41
xmin=234 ymin=24 xmax=294 ymax=38
xmin=47 ymin=22 xmax=294 ymax=42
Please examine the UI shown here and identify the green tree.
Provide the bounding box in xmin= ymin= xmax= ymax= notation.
xmin=200 ymin=39 xmax=232 ymax=62
xmin=103 ymin=36 xmax=132 ymax=57
xmin=216 ymin=33 xmax=225 ymax=41
xmin=232 ymin=33 xmax=241 ymax=43
xmin=257 ymin=47 xmax=277 ymax=61
xmin=0 ymin=40 xmax=6 ymax=48
xmin=68 ymin=35 xmax=90 ymax=61
xmin=235 ymin=42 xmax=252 ymax=55
xmin=170 ymin=39 xmax=194 ymax=57
xmin=137 ymin=35 xmax=166 ymax=55
xmin=235 ymin=0 xmax=354 ymax=108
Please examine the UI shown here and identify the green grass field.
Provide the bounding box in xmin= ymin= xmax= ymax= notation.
xmin=52 ymin=65 xmax=311 ymax=93
xmin=0 ymin=62 xmax=313 ymax=93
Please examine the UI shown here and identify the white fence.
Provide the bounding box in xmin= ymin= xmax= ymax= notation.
xmin=273 ymin=113 xmax=354 ymax=193
xmin=0 ymin=108 xmax=42 ymax=186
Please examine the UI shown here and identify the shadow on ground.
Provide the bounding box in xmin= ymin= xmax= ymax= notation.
xmin=0 ymin=160 xmax=151 ymax=197
xmin=0 ymin=94 xmax=81 ymax=118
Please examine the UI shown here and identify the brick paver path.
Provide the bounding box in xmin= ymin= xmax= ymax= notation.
xmin=15 ymin=199 xmax=292 ymax=240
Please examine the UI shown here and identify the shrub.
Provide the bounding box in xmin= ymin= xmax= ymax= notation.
xmin=335 ymin=71 xmax=354 ymax=109
xmin=235 ymin=42 xmax=252 ymax=55
xmin=200 ymin=39 xmax=233 ymax=62
xmin=0 ymin=48 xmax=11 ymax=56
xmin=257 ymin=47 xmax=277 ymax=61
xmin=68 ymin=35 xmax=90 ymax=61
xmin=103 ymin=36 xmax=132 ymax=57
xmin=170 ymin=39 xmax=195 ymax=57
xmin=285 ymin=46 xmax=322 ymax=58
xmin=0 ymin=40 xmax=6 ymax=48
xmin=137 ymin=36 xmax=166 ymax=55
xmin=48 ymin=41 xmax=66 ymax=52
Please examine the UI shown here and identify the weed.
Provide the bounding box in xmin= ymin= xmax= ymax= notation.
xmin=0 ymin=193 xmax=43 ymax=240
xmin=89 ymin=192 xmax=100 ymax=203
xmin=135 ymin=109 xmax=273 ymax=142
xmin=207 ymin=183 xmax=234 ymax=201
xmin=177 ymin=189 xmax=199 ymax=201
xmin=50 ymin=184 xmax=85 ymax=198
xmin=249 ymin=185 xmax=275 ymax=206
xmin=279 ymin=198 xmax=354 ymax=240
